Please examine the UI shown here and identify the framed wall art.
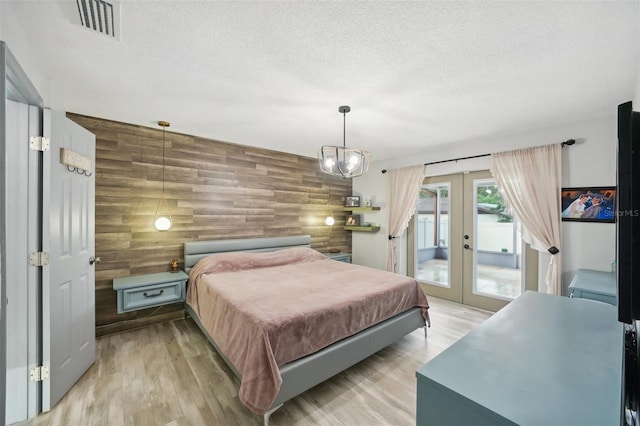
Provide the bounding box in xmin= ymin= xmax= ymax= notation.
xmin=345 ymin=196 xmax=360 ymax=207
xmin=345 ymin=214 xmax=361 ymax=226
xmin=561 ymin=187 xmax=616 ymax=223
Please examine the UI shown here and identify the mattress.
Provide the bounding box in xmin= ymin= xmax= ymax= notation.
xmin=186 ymin=247 xmax=430 ymax=414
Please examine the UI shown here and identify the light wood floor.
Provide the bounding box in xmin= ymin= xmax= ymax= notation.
xmin=25 ymin=297 xmax=492 ymax=426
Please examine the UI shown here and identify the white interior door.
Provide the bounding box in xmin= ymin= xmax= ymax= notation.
xmin=41 ymin=109 xmax=96 ymax=411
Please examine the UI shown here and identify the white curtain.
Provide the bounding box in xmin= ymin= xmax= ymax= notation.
xmin=386 ymin=165 xmax=425 ymax=272
xmin=490 ymin=144 xmax=562 ymax=295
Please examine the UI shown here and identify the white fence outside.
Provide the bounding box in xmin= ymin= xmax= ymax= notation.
xmin=418 ymin=214 xmax=518 ymax=254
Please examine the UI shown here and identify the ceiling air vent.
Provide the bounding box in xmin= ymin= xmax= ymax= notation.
xmin=75 ymin=0 xmax=120 ymax=39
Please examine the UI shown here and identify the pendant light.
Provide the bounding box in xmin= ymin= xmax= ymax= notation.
xmin=325 ymin=211 xmax=335 ymax=226
xmin=318 ymin=106 xmax=371 ymax=178
xmin=325 ymin=184 xmax=335 ymax=226
xmin=153 ymin=120 xmax=172 ymax=231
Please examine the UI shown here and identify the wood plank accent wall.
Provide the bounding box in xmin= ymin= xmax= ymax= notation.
xmin=67 ymin=113 xmax=353 ymax=336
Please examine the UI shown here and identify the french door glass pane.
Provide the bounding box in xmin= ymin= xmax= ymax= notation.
xmin=416 ymin=183 xmax=450 ymax=287
xmin=473 ymin=180 xmax=523 ymax=300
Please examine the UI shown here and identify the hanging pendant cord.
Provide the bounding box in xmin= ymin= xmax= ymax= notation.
xmin=162 ymin=127 xmax=165 ymax=192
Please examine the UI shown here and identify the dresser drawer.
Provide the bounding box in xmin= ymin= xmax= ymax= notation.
xmin=119 ymin=281 xmax=184 ymax=313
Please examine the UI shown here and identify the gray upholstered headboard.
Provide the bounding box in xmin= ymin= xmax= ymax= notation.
xmin=183 ymin=235 xmax=311 ymax=273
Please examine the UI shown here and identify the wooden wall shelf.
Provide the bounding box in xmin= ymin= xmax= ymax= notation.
xmin=341 ymin=206 xmax=381 ymax=212
xmin=343 ymin=205 xmax=380 ymax=232
xmin=344 ymin=226 xmax=380 ymax=232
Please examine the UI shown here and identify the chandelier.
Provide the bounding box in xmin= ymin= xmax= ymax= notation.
xmin=318 ymin=106 xmax=371 ymax=178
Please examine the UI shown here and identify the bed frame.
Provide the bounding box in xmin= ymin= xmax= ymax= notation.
xmin=184 ymin=235 xmax=426 ymax=425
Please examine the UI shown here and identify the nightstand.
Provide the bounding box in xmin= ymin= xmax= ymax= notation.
xmin=326 ymin=252 xmax=352 ymax=263
xmin=113 ymin=271 xmax=188 ymax=314
xmin=568 ymin=269 xmax=616 ymax=306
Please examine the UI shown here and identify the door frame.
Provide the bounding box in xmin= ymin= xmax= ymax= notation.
xmin=1 ymin=42 xmax=44 ymax=424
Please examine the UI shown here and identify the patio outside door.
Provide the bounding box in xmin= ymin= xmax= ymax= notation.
xmin=408 ymin=171 xmax=537 ymax=311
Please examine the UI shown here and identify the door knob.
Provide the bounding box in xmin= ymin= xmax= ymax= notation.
xmin=89 ymin=256 xmax=101 ymax=265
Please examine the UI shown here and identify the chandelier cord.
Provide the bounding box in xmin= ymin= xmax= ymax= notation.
xmin=343 ymin=110 xmax=346 ymax=148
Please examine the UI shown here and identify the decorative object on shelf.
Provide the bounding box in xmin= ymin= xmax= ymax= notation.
xmin=154 ymin=120 xmax=173 ymax=231
xmin=171 ymin=258 xmax=179 ymax=272
xmin=318 ymin=105 xmax=371 ymax=178
xmin=364 ymin=199 xmax=372 ymax=207
xmin=346 ymin=214 xmax=361 ymax=226
xmin=560 ymin=186 xmax=616 ymax=223
xmin=345 ymin=195 xmax=360 ymax=207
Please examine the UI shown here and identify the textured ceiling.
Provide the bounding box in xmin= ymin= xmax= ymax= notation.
xmin=9 ymin=1 xmax=640 ymax=162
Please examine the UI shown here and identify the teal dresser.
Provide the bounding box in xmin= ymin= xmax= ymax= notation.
xmin=416 ymin=291 xmax=622 ymax=425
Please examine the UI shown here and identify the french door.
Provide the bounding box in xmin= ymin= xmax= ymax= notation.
xmin=409 ymin=171 xmax=537 ymax=311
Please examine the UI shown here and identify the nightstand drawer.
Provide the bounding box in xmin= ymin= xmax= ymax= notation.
xmin=570 ymin=288 xmax=616 ymax=306
xmin=326 ymin=252 xmax=351 ymax=263
xmin=114 ymin=271 xmax=189 ymax=314
xmin=120 ymin=281 xmax=184 ymax=312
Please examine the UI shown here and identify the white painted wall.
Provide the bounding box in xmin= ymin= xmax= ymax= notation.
xmin=0 ymin=2 xmax=50 ymax=103
xmin=636 ymin=6 xmax=640 ymax=108
xmin=353 ymin=115 xmax=617 ymax=295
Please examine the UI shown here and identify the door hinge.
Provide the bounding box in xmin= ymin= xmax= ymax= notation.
xmin=30 ymin=136 xmax=50 ymax=152
xmin=29 ymin=366 xmax=49 ymax=382
xmin=29 ymin=252 xmax=49 ymax=267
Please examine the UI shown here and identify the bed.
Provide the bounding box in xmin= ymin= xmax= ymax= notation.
xmin=184 ymin=235 xmax=429 ymax=425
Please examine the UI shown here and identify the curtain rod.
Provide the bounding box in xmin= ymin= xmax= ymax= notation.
xmin=380 ymin=139 xmax=575 ymax=173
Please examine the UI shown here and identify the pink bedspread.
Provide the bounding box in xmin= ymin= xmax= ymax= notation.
xmin=186 ymin=247 xmax=430 ymax=414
